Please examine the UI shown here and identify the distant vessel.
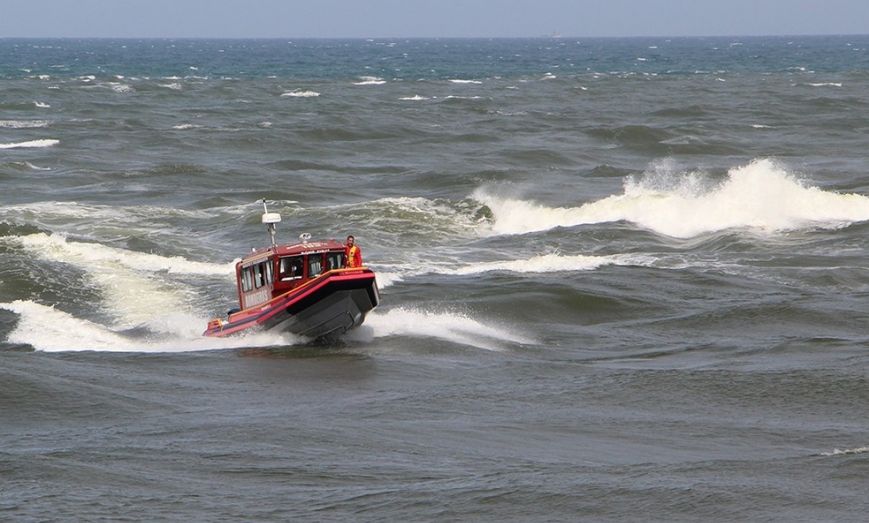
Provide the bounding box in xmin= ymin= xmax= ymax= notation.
xmin=204 ymin=201 xmax=379 ymax=340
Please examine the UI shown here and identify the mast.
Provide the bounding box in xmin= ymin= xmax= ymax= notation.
xmin=261 ymin=199 xmax=281 ymax=248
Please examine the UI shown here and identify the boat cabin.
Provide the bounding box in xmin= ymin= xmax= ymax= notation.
xmin=236 ymin=240 xmax=347 ymax=310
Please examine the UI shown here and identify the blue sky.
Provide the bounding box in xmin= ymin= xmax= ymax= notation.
xmin=3 ymin=0 xmax=869 ymax=38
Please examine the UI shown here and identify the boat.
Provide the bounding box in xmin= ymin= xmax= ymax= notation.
xmin=203 ymin=201 xmax=379 ymax=340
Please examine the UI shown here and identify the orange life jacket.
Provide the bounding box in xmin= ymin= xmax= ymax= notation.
xmin=345 ymin=245 xmax=362 ymax=268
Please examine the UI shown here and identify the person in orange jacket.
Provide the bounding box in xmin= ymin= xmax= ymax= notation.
xmin=345 ymin=235 xmax=362 ymax=268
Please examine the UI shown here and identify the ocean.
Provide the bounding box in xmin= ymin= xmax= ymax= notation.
xmin=1 ymin=36 xmax=868 ymax=521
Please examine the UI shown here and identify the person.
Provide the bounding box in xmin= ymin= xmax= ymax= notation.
xmin=344 ymin=235 xmax=362 ymax=268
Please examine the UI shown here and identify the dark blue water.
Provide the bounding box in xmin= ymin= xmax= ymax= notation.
xmin=1 ymin=37 xmax=868 ymax=521
xmin=3 ymin=36 xmax=869 ymax=79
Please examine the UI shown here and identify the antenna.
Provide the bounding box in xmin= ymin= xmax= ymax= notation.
xmin=260 ymin=199 xmax=281 ymax=248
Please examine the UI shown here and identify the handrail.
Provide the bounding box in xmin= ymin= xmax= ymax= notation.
xmin=225 ymin=266 xmax=372 ymax=321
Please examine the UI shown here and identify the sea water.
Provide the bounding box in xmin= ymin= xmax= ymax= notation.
xmin=1 ymin=37 xmax=868 ymax=520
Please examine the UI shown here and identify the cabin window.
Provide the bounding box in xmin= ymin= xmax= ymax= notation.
xmin=308 ymin=254 xmax=323 ymax=278
xmin=326 ymin=252 xmax=344 ymax=271
xmin=254 ymin=263 xmax=265 ymax=288
xmin=279 ymin=256 xmax=304 ymax=281
xmin=241 ymin=267 xmax=253 ymax=292
xmin=264 ymin=261 xmax=273 ymax=284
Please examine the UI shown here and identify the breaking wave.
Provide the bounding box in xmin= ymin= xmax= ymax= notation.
xmin=0 ymin=300 xmax=295 ymax=353
xmin=441 ymin=253 xmax=655 ymax=275
xmin=373 ymin=252 xmax=654 ymax=290
xmin=353 ymin=76 xmax=386 ymax=86
xmin=12 ymin=232 xmax=235 ymax=276
xmin=0 ymin=139 xmax=59 ymax=149
xmin=348 ymin=307 xmax=532 ymax=351
xmin=0 ymin=120 xmax=51 ymax=129
xmin=820 ymin=446 xmax=869 ymax=457
xmin=281 ymin=90 xmax=320 ymax=97
xmin=4 ymin=233 xmax=235 ymax=327
xmin=475 ymin=159 xmax=869 ymax=238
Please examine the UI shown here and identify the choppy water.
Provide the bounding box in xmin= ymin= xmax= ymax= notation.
xmin=2 ymin=37 xmax=869 ymax=521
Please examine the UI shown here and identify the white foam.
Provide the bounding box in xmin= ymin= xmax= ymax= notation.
xmin=541 ymin=73 xmax=557 ymax=80
xmin=449 ymin=79 xmax=483 ymax=84
xmin=442 ymin=253 xmax=655 ymax=275
xmin=0 ymin=201 xmax=233 ymax=230
xmin=159 ymin=82 xmax=182 ymax=90
xmin=34 ymin=101 xmax=51 ymax=108
xmin=14 ymin=233 xmax=235 ymax=277
xmin=372 ymin=252 xmax=654 ymax=290
xmin=0 ymin=139 xmax=59 ymax=149
xmin=0 ymin=300 xmax=296 ymax=353
xmin=353 ymin=76 xmax=386 ymax=85
xmin=105 ymin=82 xmax=133 ymax=93
xmin=808 ymin=82 xmax=843 ymax=87
xmin=24 ymin=161 xmax=51 ymax=171
xmin=373 ymin=271 xmax=404 ymax=289
xmin=0 ymin=120 xmax=50 ymax=129
xmin=10 ymin=233 xmax=234 ymax=328
xmin=172 ymin=123 xmax=202 ymax=130
xmin=340 ymin=196 xmax=486 ymax=239
xmin=399 ymin=95 xmax=429 ymax=101
xmin=475 ymin=159 xmax=869 ymax=238
xmin=348 ymin=307 xmax=532 ymax=351
xmin=281 ymin=90 xmax=320 ymax=97
xmin=444 ymin=95 xmax=482 ymax=100
xmin=820 ymin=446 xmax=869 ymax=457
xmin=751 ymin=124 xmax=772 ymax=129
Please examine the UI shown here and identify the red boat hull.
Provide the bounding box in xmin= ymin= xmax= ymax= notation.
xmin=204 ymin=269 xmax=379 ymax=340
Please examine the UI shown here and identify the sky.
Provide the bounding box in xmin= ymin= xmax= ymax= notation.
xmin=2 ymin=0 xmax=869 ymax=38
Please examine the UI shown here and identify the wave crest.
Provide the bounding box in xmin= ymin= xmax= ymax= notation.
xmin=0 ymin=300 xmax=294 ymax=353
xmin=0 ymin=139 xmax=59 ymax=149
xmin=348 ymin=307 xmax=532 ymax=351
xmin=475 ymin=159 xmax=869 ymax=238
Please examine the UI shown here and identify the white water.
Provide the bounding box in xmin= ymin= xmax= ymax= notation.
xmin=281 ymin=90 xmax=320 ymax=97
xmin=0 ymin=300 xmax=295 ymax=353
xmin=349 ymin=307 xmax=532 ymax=351
xmin=14 ymin=233 xmax=235 ymax=276
xmin=0 ymin=139 xmax=59 ymax=149
xmin=372 ymin=251 xmax=656 ymax=291
xmin=476 ymin=159 xmax=869 ymax=238
xmin=353 ymin=76 xmax=386 ymax=86
xmin=1 ymin=300 xmax=530 ymax=354
xmin=8 ymin=233 xmax=233 ymax=328
xmin=820 ymin=446 xmax=869 ymax=457
xmin=0 ymin=120 xmax=51 ymax=129
xmin=441 ymin=253 xmax=655 ymax=275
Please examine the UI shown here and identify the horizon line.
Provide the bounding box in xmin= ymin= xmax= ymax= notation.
xmin=2 ymin=32 xmax=868 ymax=41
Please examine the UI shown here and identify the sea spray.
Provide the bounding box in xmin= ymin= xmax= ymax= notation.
xmin=0 ymin=300 xmax=296 ymax=352
xmin=14 ymin=233 xmax=236 ymax=276
xmin=476 ymin=159 xmax=869 ymax=238
xmin=348 ymin=307 xmax=532 ymax=351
